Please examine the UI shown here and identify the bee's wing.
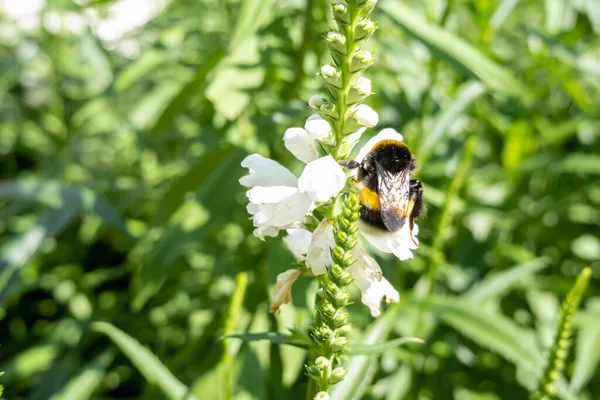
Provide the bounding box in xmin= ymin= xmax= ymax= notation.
xmin=375 ymin=161 xmax=410 ymax=231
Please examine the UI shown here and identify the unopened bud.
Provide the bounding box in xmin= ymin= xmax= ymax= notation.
xmin=351 ymin=51 xmax=375 ymax=72
xmin=326 ymin=31 xmax=346 ymax=55
xmin=315 ymin=392 xmax=330 ymax=400
xmin=332 ymin=2 xmax=350 ymax=24
xmin=331 ymin=336 xmax=349 ymax=352
xmin=305 ymin=114 xmax=332 ymax=141
xmin=329 ymin=367 xmax=347 ymax=384
xmin=320 ymin=64 xmax=342 ymax=88
xmin=332 ymin=311 xmax=349 ymax=327
xmin=315 ymin=356 xmax=330 ymax=370
xmin=356 ymin=0 xmax=377 ymax=12
xmin=336 ymin=324 xmax=352 ymax=335
xmin=351 ymin=104 xmax=378 ymax=127
xmin=308 ymin=95 xmax=326 ymax=110
xmin=307 ymin=365 xmax=322 ymax=381
xmin=347 ymin=77 xmax=372 ymax=104
xmin=355 ymin=19 xmax=377 ymax=41
xmin=338 ymin=271 xmax=353 ymax=286
xmin=333 ymin=290 xmax=351 ymax=307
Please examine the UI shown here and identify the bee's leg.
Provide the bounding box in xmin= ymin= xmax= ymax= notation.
xmin=338 ymin=160 xmax=360 ymax=169
xmin=408 ymin=180 xmax=424 ymax=246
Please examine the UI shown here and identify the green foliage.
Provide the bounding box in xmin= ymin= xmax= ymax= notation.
xmin=532 ymin=268 xmax=592 ymax=400
xmin=0 ymin=0 xmax=599 ymax=399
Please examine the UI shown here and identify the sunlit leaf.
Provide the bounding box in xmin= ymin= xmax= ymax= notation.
xmin=381 ymin=1 xmax=525 ymax=96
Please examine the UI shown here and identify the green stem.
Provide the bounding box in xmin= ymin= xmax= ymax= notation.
xmin=222 ymin=272 xmax=249 ymax=400
xmin=426 ymin=135 xmax=477 ymax=296
xmin=333 ymin=4 xmax=361 ymax=159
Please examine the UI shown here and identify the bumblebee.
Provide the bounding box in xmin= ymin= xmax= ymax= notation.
xmin=342 ymin=139 xmax=423 ymax=245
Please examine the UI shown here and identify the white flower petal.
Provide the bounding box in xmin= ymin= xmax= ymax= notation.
xmin=253 ymin=226 xmax=279 ymax=240
xmin=246 ymin=186 xmax=313 ymax=228
xmin=283 ymin=128 xmax=320 ymax=164
xmin=240 ymin=154 xmax=298 ymax=187
xmin=298 ymin=156 xmax=346 ymax=202
xmin=283 ymin=228 xmax=312 ymax=259
xmin=359 ymin=220 xmax=418 ymax=261
xmin=270 ymin=269 xmax=303 ymax=312
xmin=352 ymin=104 xmax=378 ymax=127
xmin=306 ymin=219 xmax=336 ymax=276
xmin=355 ymin=128 xmax=405 ymax=163
xmin=305 ymin=115 xmax=332 ymax=141
xmin=348 ymin=248 xmax=398 ymax=317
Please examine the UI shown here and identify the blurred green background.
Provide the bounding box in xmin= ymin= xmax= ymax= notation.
xmin=1 ymin=0 xmax=599 ymax=399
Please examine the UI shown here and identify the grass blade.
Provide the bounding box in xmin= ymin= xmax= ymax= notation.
xmin=380 ymin=1 xmax=525 ymax=96
xmin=91 ymin=322 xmax=198 ymax=400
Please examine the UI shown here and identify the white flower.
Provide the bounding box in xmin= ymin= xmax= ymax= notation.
xmin=240 ymin=153 xmax=346 ymax=239
xmin=352 ymin=104 xmax=379 ymax=127
xmin=283 ymin=228 xmax=312 ymax=259
xmin=353 ymin=77 xmax=372 ymax=96
xmin=298 ymin=156 xmax=346 ymax=202
xmin=353 ymin=128 xmax=419 ymax=260
xmin=359 ymin=220 xmax=418 ymax=261
xmin=270 ymin=269 xmax=303 ymax=313
xmin=283 ymin=127 xmax=319 ymax=164
xmin=305 ymin=219 xmax=400 ymax=316
xmin=305 ymin=115 xmax=332 ymax=141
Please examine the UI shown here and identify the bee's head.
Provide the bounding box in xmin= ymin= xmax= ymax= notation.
xmin=374 ymin=142 xmax=415 ymax=174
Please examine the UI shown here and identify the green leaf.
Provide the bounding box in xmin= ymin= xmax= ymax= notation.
xmin=91 ymin=322 xmax=198 ymax=400
xmin=417 ymin=295 xmax=544 ymax=370
xmin=560 ymin=153 xmax=600 ymax=175
xmin=50 ymin=350 xmax=116 ymax=400
xmin=115 ymin=50 xmax=167 ymax=92
xmin=131 ymin=149 xmax=244 ymax=310
xmin=0 ymin=178 xmax=131 ymax=238
xmin=150 ymin=51 xmax=225 ymax=135
xmin=220 ymin=333 xmax=309 ymax=350
xmin=380 ymin=1 xmax=525 ymax=96
xmin=417 ymin=81 xmax=485 ymax=163
xmin=348 ymin=337 xmax=424 ymax=355
xmin=570 ymin=314 xmax=600 ymax=393
xmin=465 ymin=257 xmax=548 ymax=302
xmin=229 ymin=0 xmax=275 ymax=50
xmin=329 ymin=307 xmax=399 ymax=400
xmin=151 ymin=145 xmax=233 ymax=226
xmin=0 ymin=208 xmax=77 ymax=302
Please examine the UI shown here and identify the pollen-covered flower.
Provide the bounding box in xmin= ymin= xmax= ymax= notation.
xmin=240 ymin=129 xmax=346 ymax=239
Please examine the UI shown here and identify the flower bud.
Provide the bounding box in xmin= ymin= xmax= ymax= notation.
xmin=330 ymin=336 xmax=349 ymax=352
xmin=338 ymin=271 xmax=353 ymax=286
xmin=333 ymin=290 xmax=351 ymax=307
xmin=332 ymin=2 xmax=350 ymax=24
xmin=350 ymin=51 xmax=375 ymax=72
xmin=320 ymin=64 xmax=342 ymax=88
xmin=332 ymin=310 xmax=349 ymax=327
xmin=336 ymin=324 xmax=352 ymax=335
xmin=321 ymin=302 xmax=336 ymax=317
xmin=351 ymin=104 xmax=378 ymax=127
xmin=315 ymin=392 xmax=330 ymax=400
xmin=315 ymin=356 xmax=330 ymax=370
xmin=307 ymin=364 xmax=323 ymax=381
xmin=326 ymin=31 xmax=346 ymax=55
xmin=308 ymin=95 xmax=326 ymax=110
xmin=347 ymin=77 xmax=372 ymax=104
xmin=329 ymin=367 xmax=347 ymax=384
xmin=305 ymin=114 xmax=332 ymax=141
xmin=355 ymin=19 xmax=377 ymax=41
xmin=356 ymin=0 xmax=377 ymax=12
